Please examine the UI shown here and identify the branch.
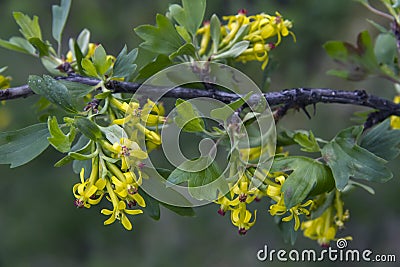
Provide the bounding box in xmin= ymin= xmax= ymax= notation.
xmin=1 ymin=75 xmax=399 ymax=127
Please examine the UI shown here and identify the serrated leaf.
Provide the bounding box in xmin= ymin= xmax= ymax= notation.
xmin=135 ymin=14 xmax=184 ymax=55
xmin=321 ymin=126 xmax=392 ymax=190
xmin=167 ymin=156 xmax=228 ymax=201
xmin=113 ymin=46 xmax=138 ymax=79
xmin=360 ymin=119 xmax=400 ymax=160
xmin=174 ymin=99 xmax=205 ymax=132
xmin=47 ymin=116 xmax=75 ymax=153
xmin=0 ymin=123 xmax=50 ymax=168
xmin=213 ymin=40 xmax=249 ymax=60
xmin=74 ymin=117 xmax=102 ymax=141
xmin=271 ymin=156 xmax=335 ymax=209
xmin=13 ymin=12 xmax=42 ymax=40
xmin=28 ymin=75 xmax=77 ymax=113
xmin=52 ymin=0 xmax=71 ymax=45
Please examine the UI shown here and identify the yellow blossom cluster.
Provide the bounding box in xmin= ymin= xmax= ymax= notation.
xmin=73 ymin=96 xmax=165 ymax=230
xmin=197 ymin=9 xmax=295 ymax=69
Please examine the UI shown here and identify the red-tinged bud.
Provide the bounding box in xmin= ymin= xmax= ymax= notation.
xmin=218 ymin=208 xmax=226 ymax=216
xmin=74 ymin=199 xmax=84 ymax=208
xmin=238 ymin=9 xmax=247 ymax=15
xmin=238 ymin=228 xmax=247 ymax=235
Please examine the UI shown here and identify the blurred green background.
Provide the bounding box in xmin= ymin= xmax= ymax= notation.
xmin=0 ymin=0 xmax=399 ymax=266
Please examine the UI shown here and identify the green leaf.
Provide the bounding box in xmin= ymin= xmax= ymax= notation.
xmin=167 ymin=156 xmax=228 ymax=201
xmin=175 ymin=26 xmax=191 ymax=43
xmin=135 ymin=14 xmax=184 ymax=55
xmin=136 ymin=54 xmax=172 ymax=81
xmin=47 ymin=116 xmax=75 ymax=153
xmin=324 ymin=31 xmax=380 ymax=80
xmin=271 ymin=156 xmax=335 ymax=209
xmin=160 ymin=202 xmax=195 ymax=217
xmin=113 ymin=46 xmax=138 ymax=79
xmin=213 ymin=40 xmax=249 ymax=60
xmin=374 ymin=33 xmax=397 ymax=66
xmin=81 ymin=58 xmax=98 ymax=77
xmin=0 ymin=123 xmax=50 ymax=168
xmin=28 ymin=37 xmax=50 ymax=57
xmin=210 ymin=92 xmax=252 ymax=121
xmin=139 ymin=188 xmax=160 ymax=220
xmin=0 ymin=37 xmax=36 ymax=55
xmin=360 ymin=119 xmax=400 ymax=161
xmin=99 ymin=124 xmax=128 ymax=144
xmin=74 ymin=117 xmax=102 ymax=141
xmin=210 ymin=14 xmax=221 ymax=53
xmin=52 ymin=0 xmax=71 ymax=45
xmin=28 ymin=75 xmax=77 ymax=113
xmin=321 ymin=126 xmax=392 ymax=190
xmin=174 ymin=99 xmax=205 ymax=132
xmin=93 ymin=45 xmax=113 ymax=76
xmin=58 ymin=80 xmax=94 ymax=99
xmin=293 ymin=130 xmax=320 ymax=152
xmin=13 ymin=12 xmax=42 ymax=40
xmin=168 ymin=0 xmax=206 ymax=36
xmin=55 ymin=135 xmax=92 ymax=167
xmin=169 ymin=43 xmax=196 ymax=60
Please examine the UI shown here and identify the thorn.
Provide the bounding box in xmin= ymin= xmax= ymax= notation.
xmin=302 ymin=106 xmax=311 ymax=119
xmin=313 ymin=103 xmax=317 ymax=116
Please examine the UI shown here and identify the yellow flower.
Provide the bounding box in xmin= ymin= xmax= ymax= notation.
xmin=301 ymin=191 xmax=351 ymax=246
xmin=215 ymin=194 xmax=240 ymax=216
xmin=111 ymin=172 xmax=146 ymax=208
xmin=101 ymin=179 xmax=143 ymax=230
xmin=236 ymin=42 xmax=274 ymax=70
xmin=197 ymin=21 xmax=210 ymax=56
xmin=141 ymin=99 xmax=166 ymax=126
xmin=266 ymin=175 xmax=313 ymax=230
xmin=390 ymin=95 xmax=400 ymax=129
xmin=73 ymin=161 xmax=106 ymax=208
xmin=221 ymin=9 xmax=250 ymax=46
xmin=245 ymin=12 xmax=295 ymax=46
xmin=0 ymin=74 xmax=11 ymax=89
xmin=231 ymin=203 xmax=257 ymax=235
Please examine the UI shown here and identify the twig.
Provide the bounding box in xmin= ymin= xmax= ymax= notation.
xmin=1 ymin=75 xmax=399 ymax=127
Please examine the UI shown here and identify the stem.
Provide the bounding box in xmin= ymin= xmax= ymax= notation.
xmin=1 ymin=75 xmax=399 ymax=127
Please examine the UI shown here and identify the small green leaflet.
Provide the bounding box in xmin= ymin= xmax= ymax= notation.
xmin=292 ymin=130 xmax=320 ymax=152
xmin=0 ymin=37 xmax=36 ymax=55
xmin=210 ymin=14 xmax=221 ymax=53
xmin=321 ymin=126 xmax=392 ymax=191
xmin=74 ymin=117 xmax=103 ymax=141
xmin=323 ymin=31 xmax=380 ymax=80
xmin=174 ymin=99 xmax=205 ymax=132
xmin=271 ymin=156 xmax=335 ymax=209
xmin=47 ymin=116 xmax=76 ymax=153
xmin=213 ymin=41 xmax=249 ymax=60
xmin=28 ymin=75 xmax=77 ymax=113
xmin=13 ymin=12 xmax=42 ymax=40
xmin=168 ymin=0 xmax=206 ymax=36
xmin=167 ymin=156 xmax=228 ymax=201
xmin=360 ymin=119 xmax=400 ymax=161
xmin=169 ymin=43 xmax=196 ymax=60
xmin=135 ymin=14 xmax=184 ymax=55
xmin=0 ymin=123 xmax=50 ymax=168
xmin=52 ymin=0 xmax=71 ymax=46
xmin=113 ymin=46 xmax=138 ymax=79
xmin=93 ymin=45 xmax=113 ymax=76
